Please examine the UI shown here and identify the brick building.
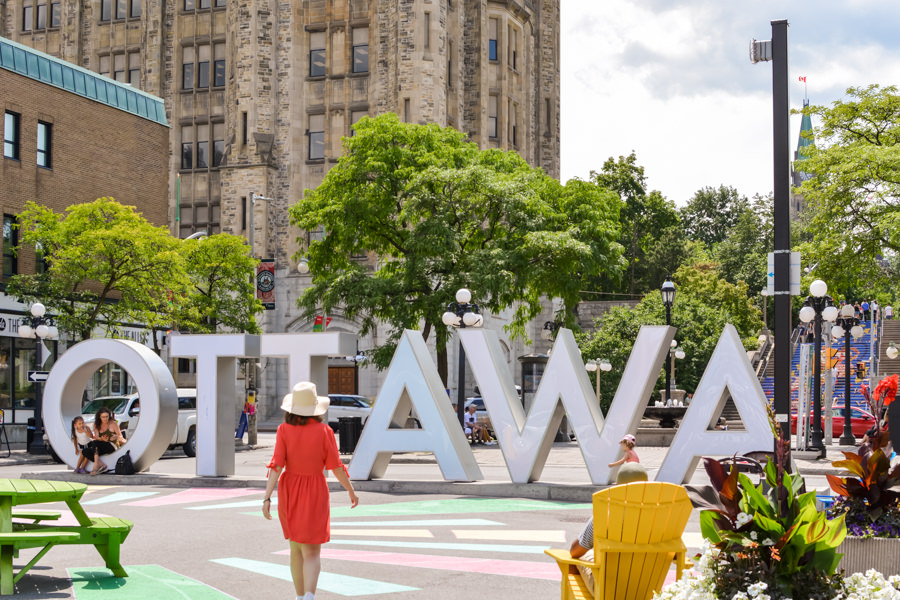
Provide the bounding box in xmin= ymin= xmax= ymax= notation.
xmin=1 ymin=36 xmax=168 ymax=424
xmin=2 ymin=0 xmax=560 ymax=417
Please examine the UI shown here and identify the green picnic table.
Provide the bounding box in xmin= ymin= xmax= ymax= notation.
xmin=0 ymin=479 xmax=132 ymax=595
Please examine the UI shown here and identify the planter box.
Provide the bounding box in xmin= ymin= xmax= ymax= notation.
xmin=838 ymin=536 xmax=900 ymax=576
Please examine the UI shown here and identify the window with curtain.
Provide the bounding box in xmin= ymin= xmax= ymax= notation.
xmin=488 ymin=96 xmax=498 ymax=139
xmin=212 ymin=123 xmax=224 ymax=167
xmin=213 ymin=43 xmax=225 ymax=87
xmin=114 ymin=54 xmax=126 ymax=82
xmin=308 ymin=114 xmax=324 ymax=160
xmin=99 ymin=55 xmax=110 ymax=78
xmin=36 ymin=0 xmax=47 ymax=28
xmin=488 ymin=18 xmax=498 ymax=61
xmin=197 ymin=45 xmax=210 ymax=89
xmin=309 ymin=32 xmax=325 ymax=77
xmin=129 ymin=52 xmax=140 ymax=85
xmin=50 ymin=1 xmax=60 ymax=26
xmin=100 ymin=0 xmax=111 ymax=21
xmin=115 ymin=0 xmax=126 ymax=19
xmin=130 ymin=0 xmax=141 ymax=17
xmin=352 ymin=27 xmax=369 ymax=73
xmin=22 ymin=4 xmax=33 ymax=30
xmin=197 ymin=124 xmax=209 ymax=168
xmin=182 ymin=46 xmax=195 ymax=89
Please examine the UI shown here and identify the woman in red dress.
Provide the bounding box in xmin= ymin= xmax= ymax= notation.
xmin=263 ymin=382 xmax=359 ymax=600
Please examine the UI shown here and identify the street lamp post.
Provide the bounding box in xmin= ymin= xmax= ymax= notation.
xmin=584 ymin=358 xmax=612 ymax=406
xmin=18 ymin=302 xmax=59 ymax=454
xmin=660 ymin=277 xmax=676 ymax=405
xmin=442 ymin=289 xmax=483 ymax=428
xmin=668 ymin=341 xmax=686 ymax=404
xmin=798 ymin=280 xmax=839 ymax=454
xmin=831 ymin=305 xmax=865 ymax=445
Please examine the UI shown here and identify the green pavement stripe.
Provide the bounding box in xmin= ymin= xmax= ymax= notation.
xmin=331 ymin=498 xmax=590 ymax=518
xmin=81 ymin=491 xmax=159 ymax=505
xmin=329 ymin=539 xmax=550 ymax=554
xmin=69 ymin=565 xmax=237 ymax=599
xmin=332 ymin=518 xmax=504 ymax=527
xmin=211 ymin=557 xmax=418 ymax=596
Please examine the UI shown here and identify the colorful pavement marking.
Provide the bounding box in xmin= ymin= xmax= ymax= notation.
xmin=189 ymin=497 xmax=269 ymax=511
xmin=124 ymin=488 xmax=260 ymax=507
xmin=452 ymin=529 xmax=567 ymax=543
xmin=330 ymin=529 xmax=434 ymax=538
xmin=331 ymin=498 xmax=589 ymax=518
xmin=332 ymin=518 xmax=504 ymax=527
xmin=321 ymin=548 xmax=559 ymax=580
xmin=211 ymin=557 xmax=418 ymax=596
xmin=69 ymin=565 xmax=237 ymax=599
xmin=53 ymin=511 xmax=110 ymax=526
xmin=318 ymin=539 xmax=550 ymax=555
xmin=81 ymin=491 xmax=159 ymax=505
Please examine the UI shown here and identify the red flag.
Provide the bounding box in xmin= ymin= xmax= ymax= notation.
xmin=799 ymin=76 xmax=807 ymax=82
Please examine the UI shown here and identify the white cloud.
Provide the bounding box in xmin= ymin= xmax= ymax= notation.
xmin=561 ymin=0 xmax=900 ymax=204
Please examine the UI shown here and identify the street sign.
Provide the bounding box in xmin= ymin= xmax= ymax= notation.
xmin=766 ymin=251 xmax=802 ymax=295
xmin=27 ymin=371 xmax=49 ymax=382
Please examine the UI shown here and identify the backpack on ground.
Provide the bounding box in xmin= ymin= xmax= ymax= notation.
xmin=115 ymin=450 xmax=135 ymax=475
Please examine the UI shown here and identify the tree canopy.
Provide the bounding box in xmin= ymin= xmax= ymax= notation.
xmin=7 ymin=198 xmax=261 ymax=345
xmin=577 ymin=263 xmax=763 ymax=413
xmin=681 ymin=185 xmax=748 ymax=249
xmin=289 ymin=113 xmax=624 ymax=372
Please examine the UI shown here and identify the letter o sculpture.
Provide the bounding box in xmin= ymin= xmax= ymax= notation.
xmin=44 ymin=339 xmax=178 ymax=473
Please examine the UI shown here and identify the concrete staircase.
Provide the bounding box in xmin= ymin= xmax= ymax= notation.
xmin=877 ymin=319 xmax=900 ymax=378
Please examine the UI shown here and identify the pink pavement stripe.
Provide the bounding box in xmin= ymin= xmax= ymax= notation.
xmin=124 ymin=488 xmax=260 ymax=507
xmin=317 ymin=548 xmax=559 ymax=581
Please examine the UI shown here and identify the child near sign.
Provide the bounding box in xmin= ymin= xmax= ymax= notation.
xmin=608 ymin=434 xmax=639 ymax=467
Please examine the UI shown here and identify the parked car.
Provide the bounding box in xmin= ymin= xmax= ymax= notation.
xmin=790 ymin=404 xmax=876 ymax=439
xmin=81 ymin=389 xmax=198 ymax=456
xmin=326 ymin=394 xmax=373 ymax=431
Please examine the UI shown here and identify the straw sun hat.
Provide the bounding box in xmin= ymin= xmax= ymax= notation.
xmin=281 ymin=381 xmax=330 ymax=416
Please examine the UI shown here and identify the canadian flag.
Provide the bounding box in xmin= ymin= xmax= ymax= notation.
xmin=799 ymin=76 xmax=807 ymax=82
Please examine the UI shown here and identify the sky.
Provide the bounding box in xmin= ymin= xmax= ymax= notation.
xmin=561 ymin=0 xmax=900 ymax=206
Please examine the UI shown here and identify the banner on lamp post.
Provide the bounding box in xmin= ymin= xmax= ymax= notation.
xmin=256 ymin=259 xmax=275 ymax=310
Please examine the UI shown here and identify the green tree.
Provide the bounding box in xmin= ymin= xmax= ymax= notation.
xmin=590 ymin=152 xmax=682 ymax=296
xmin=178 ymin=234 xmax=263 ymax=334
xmin=714 ymin=193 xmax=773 ymax=294
xmin=577 ymin=263 xmax=763 ymax=413
xmin=681 ymin=185 xmax=748 ymax=249
xmin=7 ymin=198 xmax=186 ymax=342
xmin=289 ymin=113 xmax=623 ymax=378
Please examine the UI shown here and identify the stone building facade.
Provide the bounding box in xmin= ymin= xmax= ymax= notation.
xmin=2 ymin=0 xmax=560 ymax=419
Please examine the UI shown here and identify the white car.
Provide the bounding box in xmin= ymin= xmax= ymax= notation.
xmin=326 ymin=394 xmax=373 ymax=431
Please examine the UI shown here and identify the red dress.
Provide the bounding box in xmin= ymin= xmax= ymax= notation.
xmin=267 ymin=421 xmax=346 ymax=544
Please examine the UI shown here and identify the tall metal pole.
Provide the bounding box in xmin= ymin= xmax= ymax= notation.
xmin=840 ymin=328 xmax=855 ymax=445
xmin=30 ymin=337 xmax=46 ymax=454
xmin=457 ymin=341 xmax=466 ymax=428
xmin=810 ymin=311 xmax=825 ymax=451
xmin=771 ymin=20 xmax=792 ymax=443
xmin=665 ymin=305 xmax=672 ymax=405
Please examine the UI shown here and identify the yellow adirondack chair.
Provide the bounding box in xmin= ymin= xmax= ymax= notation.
xmin=545 ymin=481 xmax=692 ymax=600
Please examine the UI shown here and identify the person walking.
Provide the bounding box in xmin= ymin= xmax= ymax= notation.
xmin=263 ymin=382 xmax=359 ymax=600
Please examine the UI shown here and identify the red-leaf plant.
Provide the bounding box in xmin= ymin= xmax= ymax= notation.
xmin=827 ymin=430 xmax=900 ymax=522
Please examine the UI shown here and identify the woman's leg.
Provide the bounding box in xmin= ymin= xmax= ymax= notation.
xmin=289 ymin=541 xmax=305 ymax=595
xmin=299 ymin=543 xmax=322 ymax=594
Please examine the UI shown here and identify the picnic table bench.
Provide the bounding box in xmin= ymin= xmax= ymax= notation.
xmin=0 ymin=479 xmax=133 ymax=595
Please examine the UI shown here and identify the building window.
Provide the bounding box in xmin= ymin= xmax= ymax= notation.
xmin=36 ymin=0 xmax=47 ymax=28
xmin=212 ymin=122 xmax=224 ymax=167
xmin=182 ymin=46 xmax=195 ymax=90
xmin=3 ymin=216 xmax=17 ymax=278
xmin=50 ymin=1 xmax=60 ymax=26
xmin=403 ymin=98 xmax=410 ymax=122
xmin=113 ymin=54 xmax=126 ymax=82
xmin=424 ymin=13 xmax=430 ymax=51
xmin=130 ymin=0 xmax=141 ymax=17
xmin=197 ymin=45 xmax=210 ymax=89
xmin=215 ymin=0 xmax=225 ymax=7
xmin=184 ymin=0 xmax=194 ymax=10
xmin=350 ymin=110 xmax=366 ymax=136
xmin=309 ymin=32 xmax=325 ymax=77
xmin=488 ymin=18 xmax=498 ymax=61
xmin=213 ymin=43 xmax=225 ymax=87
xmin=181 ymin=125 xmax=193 ymax=169
xmin=447 ymin=40 xmax=453 ymax=89
xmin=115 ymin=0 xmax=126 ymax=19
xmin=308 ymin=114 xmax=324 ymax=160
xmin=22 ymin=4 xmax=33 ymax=30
xmin=197 ymin=136 xmax=209 ymax=169
xmin=510 ymin=103 xmax=518 ymax=146
xmin=37 ymin=121 xmax=52 ymax=169
xmin=3 ymin=112 xmax=20 ymax=160
xmin=352 ymin=27 xmax=369 ymax=73
xmin=100 ymin=0 xmax=111 ymax=21
xmin=199 ymin=0 xmax=210 ymax=8
xmin=99 ymin=55 xmax=110 ymax=77
xmin=128 ymin=52 xmax=140 ymax=85
xmin=510 ymin=27 xmax=519 ymax=70
xmin=487 ymin=96 xmax=497 ymax=139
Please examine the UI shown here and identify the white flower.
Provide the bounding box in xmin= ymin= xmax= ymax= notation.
xmin=731 ymin=593 xmax=749 ymax=600
xmin=750 ymin=531 xmax=758 ymax=541
xmin=735 ymin=512 xmax=753 ymax=526
xmin=747 ymin=582 xmax=767 ymax=598
xmin=762 ymin=538 xmax=775 ymax=546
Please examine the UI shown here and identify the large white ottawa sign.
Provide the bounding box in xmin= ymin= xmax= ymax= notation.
xmin=44 ymin=325 xmax=773 ymax=484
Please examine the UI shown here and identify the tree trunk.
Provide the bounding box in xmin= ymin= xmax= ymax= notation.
xmin=437 ymin=346 xmax=448 ymax=388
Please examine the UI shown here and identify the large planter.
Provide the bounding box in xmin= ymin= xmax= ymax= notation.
xmin=838 ymin=536 xmax=900 ymax=576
